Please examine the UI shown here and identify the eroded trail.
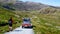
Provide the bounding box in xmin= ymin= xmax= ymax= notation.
xmin=5 ymin=26 xmax=34 ymax=34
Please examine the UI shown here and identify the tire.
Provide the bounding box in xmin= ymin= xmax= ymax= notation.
xmin=28 ymin=26 xmax=33 ymax=28
xmin=22 ymin=26 xmax=24 ymax=28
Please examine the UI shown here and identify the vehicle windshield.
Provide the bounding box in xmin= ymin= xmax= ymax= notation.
xmin=23 ymin=18 xmax=31 ymax=24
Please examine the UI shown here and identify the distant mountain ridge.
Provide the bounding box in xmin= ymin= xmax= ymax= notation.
xmin=0 ymin=0 xmax=16 ymax=3
xmin=13 ymin=1 xmax=50 ymax=10
xmin=13 ymin=1 xmax=60 ymax=10
xmin=0 ymin=0 xmax=60 ymax=11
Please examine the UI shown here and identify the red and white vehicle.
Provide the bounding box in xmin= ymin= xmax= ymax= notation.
xmin=22 ymin=18 xmax=33 ymax=28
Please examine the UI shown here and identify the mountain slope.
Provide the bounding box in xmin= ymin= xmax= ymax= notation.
xmin=12 ymin=1 xmax=60 ymax=11
xmin=0 ymin=7 xmax=19 ymax=26
xmin=0 ymin=1 xmax=60 ymax=11
xmin=13 ymin=1 xmax=49 ymax=10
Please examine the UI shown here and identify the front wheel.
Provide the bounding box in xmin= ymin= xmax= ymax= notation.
xmin=28 ymin=26 xmax=33 ymax=28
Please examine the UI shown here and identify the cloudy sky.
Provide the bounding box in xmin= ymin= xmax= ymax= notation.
xmin=19 ymin=0 xmax=60 ymax=6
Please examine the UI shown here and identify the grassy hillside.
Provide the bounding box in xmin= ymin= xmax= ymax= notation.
xmin=32 ymin=8 xmax=60 ymax=34
xmin=0 ymin=6 xmax=60 ymax=34
xmin=0 ymin=7 xmax=21 ymax=34
xmin=0 ymin=7 xmax=16 ymax=25
xmin=14 ymin=8 xmax=60 ymax=34
xmin=32 ymin=13 xmax=60 ymax=34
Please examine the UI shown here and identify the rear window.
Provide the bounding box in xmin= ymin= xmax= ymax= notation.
xmin=23 ymin=21 xmax=30 ymax=24
xmin=23 ymin=18 xmax=31 ymax=24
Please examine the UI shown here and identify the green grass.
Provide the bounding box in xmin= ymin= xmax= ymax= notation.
xmin=0 ymin=7 xmax=20 ymax=25
xmin=0 ymin=7 xmax=60 ymax=34
xmin=0 ymin=22 xmax=22 ymax=34
xmin=32 ymin=13 xmax=60 ymax=34
xmin=14 ymin=11 xmax=60 ymax=34
xmin=0 ymin=7 xmax=22 ymax=34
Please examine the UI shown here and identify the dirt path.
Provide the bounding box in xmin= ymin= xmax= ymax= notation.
xmin=5 ymin=26 xmax=34 ymax=34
